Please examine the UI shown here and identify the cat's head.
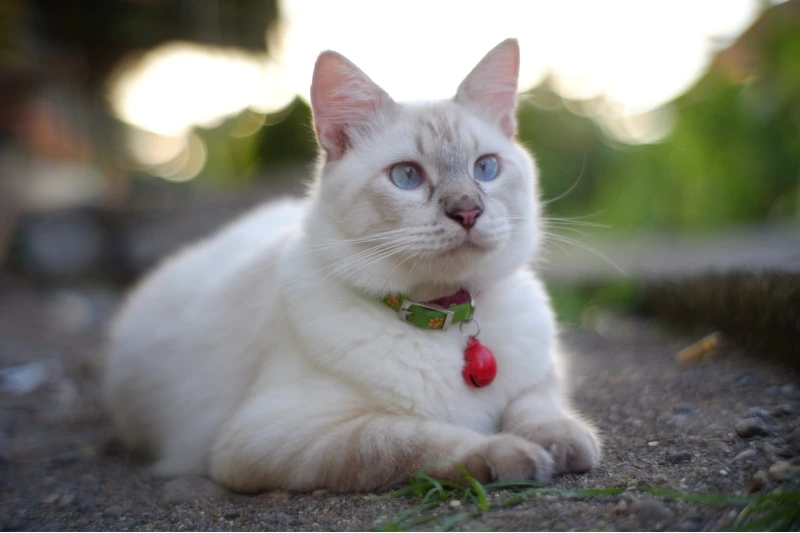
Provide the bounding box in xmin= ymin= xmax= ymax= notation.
xmin=305 ymin=39 xmax=540 ymax=297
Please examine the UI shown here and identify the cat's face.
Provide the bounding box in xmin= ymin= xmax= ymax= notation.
xmin=307 ymin=40 xmax=539 ymax=296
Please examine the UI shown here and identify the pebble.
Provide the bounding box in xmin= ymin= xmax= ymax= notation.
xmin=677 ymin=520 xmax=702 ymax=531
xmin=779 ymin=384 xmax=796 ymax=396
xmin=612 ymin=499 xmax=628 ymax=514
xmin=749 ymin=470 xmax=768 ymax=492
xmin=161 ymin=476 xmax=226 ymax=504
xmin=666 ymin=452 xmax=692 ymax=464
xmin=735 ymin=417 xmax=771 ymax=438
xmin=629 ymin=498 xmax=672 ymax=524
xmin=260 ymin=512 xmax=294 ymax=526
xmin=771 ymin=404 xmax=795 ymax=417
xmin=103 ymin=505 xmax=124 ymax=519
xmin=733 ymin=449 xmax=757 ymax=462
xmin=647 ymin=441 xmax=659 ymax=447
xmin=50 ymin=451 xmax=79 ymax=466
xmin=449 ymin=499 xmax=462 ymax=509
xmin=737 ymin=375 xmax=755 ymax=387
xmin=653 ymin=474 xmax=668 ymax=485
xmin=746 ymin=407 xmax=771 ymax=420
xmin=769 ymin=461 xmax=800 ymax=481
xmin=58 ymin=489 xmax=77 ymax=507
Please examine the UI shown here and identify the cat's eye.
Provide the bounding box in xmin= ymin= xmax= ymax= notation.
xmin=389 ymin=163 xmax=424 ymax=190
xmin=474 ymin=155 xmax=499 ymax=182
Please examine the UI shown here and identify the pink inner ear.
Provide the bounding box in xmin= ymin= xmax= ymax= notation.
xmin=456 ymin=39 xmax=520 ymax=136
xmin=310 ymin=51 xmax=393 ymax=160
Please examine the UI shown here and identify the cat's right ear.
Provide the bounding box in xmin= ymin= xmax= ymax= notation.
xmin=310 ymin=51 xmax=395 ymax=161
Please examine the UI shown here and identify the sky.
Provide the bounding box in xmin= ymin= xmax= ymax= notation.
xmin=109 ymin=0 xmax=770 ymax=174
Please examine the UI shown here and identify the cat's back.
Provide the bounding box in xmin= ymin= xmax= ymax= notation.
xmin=103 ymin=197 xmax=306 ymax=472
xmin=113 ymin=197 xmax=306 ymax=326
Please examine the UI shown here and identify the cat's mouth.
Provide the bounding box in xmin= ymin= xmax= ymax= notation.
xmin=438 ymin=237 xmax=487 ymax=257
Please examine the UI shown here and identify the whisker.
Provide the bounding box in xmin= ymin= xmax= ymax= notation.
xmin=541 ymin=232 xmax=627 ymax=276
xmin=542 ymin=155 xmax=586 ymax=206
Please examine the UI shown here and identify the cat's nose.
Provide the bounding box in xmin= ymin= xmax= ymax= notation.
xmin=446 ymin=208 xmax=482 ymax=230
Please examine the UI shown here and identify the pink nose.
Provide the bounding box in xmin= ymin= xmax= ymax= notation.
xmin=447 ymin=209 xmax=482 ymax=230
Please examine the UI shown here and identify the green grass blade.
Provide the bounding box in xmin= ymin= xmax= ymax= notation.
xmin=482 ymin=479 xmax=544 ymax=490
xmin=467 ymin=476 xmax=490 ymax=512
xmin=437 ymin=512 xmax=478 ymax=532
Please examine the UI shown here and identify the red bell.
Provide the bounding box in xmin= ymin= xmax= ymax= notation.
xmin=462 ymin=336 xmax=497 ymax=388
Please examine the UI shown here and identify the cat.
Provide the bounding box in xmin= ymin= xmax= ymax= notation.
xmin=102 ymin=39 xmax=601 ymax=493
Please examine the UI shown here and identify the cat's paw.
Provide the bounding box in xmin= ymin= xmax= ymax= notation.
xmin=514 ymin=418 xmax=600 ymax=474
xmin=459 ymin=434 xmax=554 ymax=483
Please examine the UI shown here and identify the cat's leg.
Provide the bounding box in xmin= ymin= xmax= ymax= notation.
xmin=209 ymin=399 xmax=554 ymax=493
xmin=502 ymin=379 xmax=600 ymax=474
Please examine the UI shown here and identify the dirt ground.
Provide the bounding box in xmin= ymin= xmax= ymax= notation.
xmin=0 ymin=274 xmax=798 ymax=532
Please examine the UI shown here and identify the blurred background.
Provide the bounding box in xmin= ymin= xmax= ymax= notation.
xmin=0 ymin=0 xmax=798 ymax=375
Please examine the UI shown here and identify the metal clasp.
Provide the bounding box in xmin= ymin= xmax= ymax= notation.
xmin=399 ymin=299 xmax=455 ymax=331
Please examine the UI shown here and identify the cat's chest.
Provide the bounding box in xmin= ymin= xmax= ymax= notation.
xmin=285 ymin=270 xmax=556 ymax=433
xmin=385 ymin=313 xmax=551 ymax=431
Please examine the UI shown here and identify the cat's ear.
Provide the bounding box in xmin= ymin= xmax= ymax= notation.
xmin=310 ymin=51 xmax=395 ymax=161
xmin=455 ymin=39 xmax=520 ymax=137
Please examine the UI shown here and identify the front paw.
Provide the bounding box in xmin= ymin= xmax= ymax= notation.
xmin=458 ymin=434 xmax=554 ymax=483
xmin=514 ymin=418 xmax=600 ymax=474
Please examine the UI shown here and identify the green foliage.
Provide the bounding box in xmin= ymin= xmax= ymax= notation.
xmin=546 ymin=280 xmax=644 ymax=324
xmin=519 ymin=2 xmax=800 ymax=232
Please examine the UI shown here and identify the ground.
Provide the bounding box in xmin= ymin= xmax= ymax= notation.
xmin=0 ymin=274 xmax=798 ymax=532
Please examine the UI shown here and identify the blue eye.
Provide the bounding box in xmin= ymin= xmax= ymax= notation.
xmin=474 ymin=155 xmax=499 ymax=182
xmin=389 ymin=163 xmax=423 ymax=189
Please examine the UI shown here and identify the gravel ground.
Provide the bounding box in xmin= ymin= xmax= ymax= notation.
xmin=0 ymin=275 xmax=798 ymax=532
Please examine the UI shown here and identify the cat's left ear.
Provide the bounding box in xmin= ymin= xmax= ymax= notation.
xmin=455 ymin=39 xmax=520 ymax=137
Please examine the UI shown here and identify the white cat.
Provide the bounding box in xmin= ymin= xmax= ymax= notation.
xmin=102 ymin=39 xmax=600 ymax=493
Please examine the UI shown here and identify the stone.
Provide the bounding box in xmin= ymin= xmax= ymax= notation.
xmin=612 ymin=499 xmax=628 ymax=514
xmin=647 ymin=441 xmax=659 ymax=447
xmin=779 ymin=384 xmax=796 ymax=396
xmin=770 ymin=404 xmax=794 ymax=417
xmin=750 ymin=470 xmax=768 ymax=492
xmin=161 ymin=476 xmax=226 ymax=505
xmin=260 ymin=511 xmax=294 ymax=526
xmin=449 ymin=499 xmax=462 ymax=508
xmin=629 ymin=498 xmax=672 ymax=524
xmin=733 ymin=449 xmax=757 ymax=462
xmin=677 ymin=520 xmax=702 ymax=531
xmin=746 ymin=407 xmax=771 ymax=420
xmin=653 ymin=474 xmax=668 ymax=485
xmin=769 ymin=461 xmax=800 ymax=481
xmin=58 ymin=489 xmax=77 ymax=507
xmin=735 ymin=417 xmax=770 ymax=438
xmin=737 ymin=375 xmax=755 ymax=387
xmin=666 ymin=451 xmax=692 ymax=464
xmin=103 ymin=505 xmax=124 ymax=519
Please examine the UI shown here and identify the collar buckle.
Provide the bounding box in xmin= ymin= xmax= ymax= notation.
xmin=399 ymin=299 xmax=455 ymax=331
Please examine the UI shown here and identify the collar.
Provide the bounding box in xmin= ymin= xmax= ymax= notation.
xmin=382 ymin=290 xmax=473 ymax=331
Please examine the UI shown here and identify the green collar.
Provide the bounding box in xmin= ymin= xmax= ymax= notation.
xmin=382 ymin=292 xmax=473 ymax=331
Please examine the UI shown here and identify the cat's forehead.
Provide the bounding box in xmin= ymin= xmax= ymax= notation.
xmin=394 ymin=102 xmax=484 ymax=178
xmin=402 ymin=102 xmax=478 ymax=150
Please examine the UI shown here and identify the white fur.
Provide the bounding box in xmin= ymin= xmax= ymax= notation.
xmin=103 ymin=39 xmax=599 ymax=492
